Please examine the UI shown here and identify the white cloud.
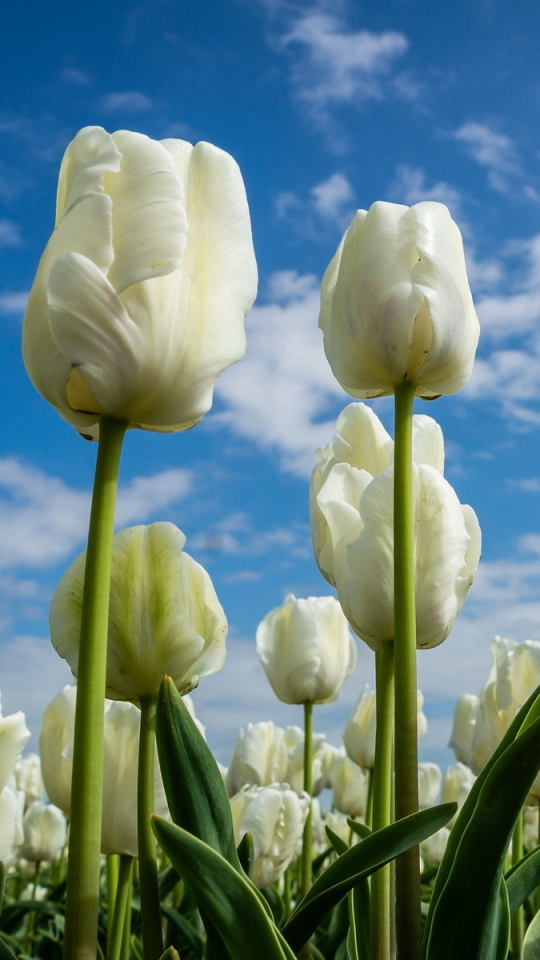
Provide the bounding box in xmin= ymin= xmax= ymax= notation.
xmin=0 ymin=635 xmax=73 ymax=749
xmin=274 ymin=172 xmax=355 ymax=235
xmin=454 ymin=123 xmax=521 ymax=193
xmin=0 ymin=220 xmax=20 ymax=248
xmin=214 ymin=271 xmax=348 ymax=475
xmin=310 ymin=172 xmax=354 ymax=227
xmin=0 ymin=458 xmax=192 ymax=570
xmin=61 ymin=67 xmax=91 ymax=86
xmin=0 ymin=291 xmax=28 ymax=314
xmin=101 ymin=91 xmax=153 ymax=114
xmin=189 ymin=510 xmax=311 ymax=562
xmin=390 ymin=165 xmax=463 ymax=220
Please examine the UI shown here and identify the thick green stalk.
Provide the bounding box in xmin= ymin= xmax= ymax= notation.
xmin=64 ymin=415 xmax=127 ymax=960
xmin=107 ymin=854 xmax=119 ymax=936
xmin=138 ymin=694 xmax=164 ymax=959
xmin=511 ymin=811 xmax=525 ymax=960
xmin=393 ymin=380 xmax=421 ymax=960
xmin=301 ymin=700 xmax=314 ymax=901
xmin=108 ymin=856 xmax=133 ymax=960
xmin=370 ymin=640 xmax=395 ymax=960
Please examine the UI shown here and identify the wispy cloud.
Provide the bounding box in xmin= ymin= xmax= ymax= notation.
xmin=390 ymin=165 xmax=463 ymax=221
xmin=0 ymin=220 xmax=21 ymax=248
xmin=454 ymin=123 xmax=520 ymax=193
xmin=61 ymin=67 xmax=91 ymax=86
xmin=100 ymin=91 xmax=154 ymax=114
xmin=274 ymin=171 xmax=355 ymax=235
xmin=0 ymin=291 xmax=28 ymax=314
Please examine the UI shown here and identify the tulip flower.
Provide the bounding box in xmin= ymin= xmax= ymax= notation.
xmin=14 ymin=754 xmax=44 ymax=810
xmin=256 ymin=594 xmax=357 ymax=705
xmin=311 ymin=403 xmax=481 ymax=649
xmin=230 ymin=783 xmax=309 ymax=888
xmin=343 ymin=685 xmax=428 ymax=769
xmin=418 ymin=763 xmax=442 ymax=809
xmin=319 ymin=200 xmax=479 ymax=400
xmin=0 ymin=701 xmax=31 ymax=797
xmin=49 ymin=522 xmax=227 ymax=701
xmin=39 ymin=686 xmax=77 ymax=816
xmin=420 ymin=827 xmax=450 ymax=866
xmin=440 ymin=762 xmax=475 ymax=827
xmin=226 ymin=721 xmax=289 ymax=796
xmin=23 ymin=126 xmax=257 ymax=437
xmin=332 ymin=754 xmax=369 ymax=818
xmin=20 ymin=802 xmax=67 ymax=862
xmin=0 ymin=785 xmax=25 ymax=865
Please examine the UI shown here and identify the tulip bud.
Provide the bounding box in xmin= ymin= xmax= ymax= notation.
xmin=418 ymin=763 xmax=442 ymax=809
xmin=50 ymin=522 xmax=227 ymax=701
xmin=230 ymin=783 xmax=309 ymax=888
xmin=343 ymin=685 xmax=427 ymax=769
xmin=319 ymin=201 xmax=479 ymax=400
xmin=311 ymin=404 xmax=481 ymax=650
xmin=332 ymin=755 xmax=369 ymax=818
xmin=256 ymin=594 xmax=357 ymax=705
xmin=14 ymin=754 xmax=44 ymax=810
xmin=23 ymin=126 xmax=257 ymax=438
xmin=448 ymin=694 xmax=479 ymax=768
xmin=20 ymin=802 xmax=67 ymax=862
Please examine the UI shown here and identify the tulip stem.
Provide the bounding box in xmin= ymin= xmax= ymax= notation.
xmin=370 ymin=640 xmax=395 ymax=960
xmin=300 ymin=700 xmax=314 ymax=902
xmin=511 ymin=810 xmax=525 ymax=960
xmin=393 ymin=380 xmax=421 ymax=960
xmin=138 ymin=694 xmax=164 ymax=960
xmin=107 ymin=854 xmax=119 ymax=936
xmin=64 ymin=415 xmax=127 ymax=960
xmin=107 ymin=855 xmax=133 ymax=960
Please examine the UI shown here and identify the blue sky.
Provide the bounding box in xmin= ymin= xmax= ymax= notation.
xmin=2 ymin=0 xmax=540 ymax=771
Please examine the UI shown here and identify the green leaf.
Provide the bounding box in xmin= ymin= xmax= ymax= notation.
xmin=348 ymin=881 xmax=370 ymax=960
xmin=159 ymin=904 xmax=204 ymax=952
xmin=156 ymin=678 xmax=240 ymax=869
xmin=524 ymin=905 xmax=540 ymax=959
xmin=158 ymin=949 xmax=179 ymax=960
xmin=152 ymin=816 xmax=296 ymax=960
xmin=0 ymin=936 xmax=17 ymax=960
xmin=281 ymin=803 xmax=455 ymax=954
xmin=424 ymin=714 xmax=540 ymax=960
xmin=347 ymin=821 xmax=371 ymax=841
xmin=506 ymin=845 xmax=540 ymax=915
xmin=325 ymin=826 xmax=348 ymax=856
xmin=237 ymin=832 xmax=254 ymax=880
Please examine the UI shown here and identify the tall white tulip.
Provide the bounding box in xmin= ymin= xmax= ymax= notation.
xmin=39 ymin=686 xmax=77 ymax=816
xmin=14 ymin=754 xmax=44 ymax=810
xmin=319 ymin=201 xmax=479 ymax=400
xmin=256 ymin=594 xmax=356 ymax=705
xmin=418 ymin=763 xmax=442 ymax=809
xmin=230 ymin=783 xmax=309 ymax=888
xmin=20 ymin=802 xmax=67 ymax=862
xmin=23 ymin=126 xmax=257 ymax=438
xmin=225 ymin=722 xmax=329 ymax=797
xmin=344 ymin=686 xmax=427 ymax=769
xmin=332 ymin=755 xmax=369 ymax=818
xmin=441 ymin=762 xmax=475 ymax=826
xmin=311 ymin=404 xmax=481 ymax=649
xmin=49 ymin=522 xmax=227 ymax=701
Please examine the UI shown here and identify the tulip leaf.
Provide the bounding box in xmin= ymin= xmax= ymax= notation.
xmin=159 ymin=904 xmax=205 ymax=953
xmin=424 ymin=713 xmax=540 ymax=960
xmin=156 ymin=677 xmax=240 ymax=870
xmin=523 ymin=906 xmax=540 ymax=959
xmin=237 ymin=831 xmax=254 ymax=879
xmin=152 ymin=816 xmax=296 ymax=960
xmin=347 ymin=820 xmax=371 ymax=841
xmin=325 ymin=826 xmax=348 ymax=856
xmin=281 ymin=803 xmax=455 ymax=954
xmin=506 ymin=846 xmax=540 ymax=915
xmin=0 ymin=936 xmax=17 ymax=960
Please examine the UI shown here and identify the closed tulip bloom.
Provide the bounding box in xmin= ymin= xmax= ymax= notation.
xmin=332 ymin=754 xmax=369 ymax=818
xmin=226 ymin=722 xmax=289 ymax=796
xmin=256 ymin=594 xmax=356 ymax=705
xmin=441 ymin=762 xmax=475 ymax=827
xmin=50 ymin=522 xmax=227 ymax=700
xmin=20 ymin=802 xmax=67 ymax=862
xmin=39 ymin=686 xmax=77 ymax=816
xmin=344 ymin=685 xmax=427 ymax=769
xmin=14 ymin=754 xmax=44 ymax=810
xmin=0 ymin=785 xmax=25 ymax=865
xmin=418 ymin=763 xmax=442 ymax=808
xmin=311 ymin=405 xmax=481 ymax=649
xmin=0 ymin=702 xmax=31 ymax=796
xmin=282 ymin=726 xmax=331 ymax=797
xmin=23 ymin=126 xmax=257 ymax=438
xmin=420 ymin=827 xmax=450 ymax=866
xmin=230 ymin=783 xmax=310 ymax=888
xmin=448 ymin=693 xmax=479 ymax=768
xmin=319 ymin=201 xmax=479 ymax=400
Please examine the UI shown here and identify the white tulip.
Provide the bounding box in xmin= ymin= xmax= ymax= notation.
xmin=441 ymin=762 xmax=476 ymax=827
xmin=281 ymin=726 xmax=330 ymax=797
xmin=23 ymin=126 xmax=257 ymax=438
xmin=230 ymin=783 xmax=309 ymax=888
xmin=49 ymin=522 xmax=227 ymax=700
xmin=0 ymin=697 xmax=31 ymax=797
xmin=14 ymin=754 xmax=44 ymax=810
xmin=256 ymin=594 xmax=356 ymax=705
xmin=523 ymin=803 xmax=539 ymax=853
xmin=0 ymin=785 xmax=25 ymax=865
xmin=343 ymin=685 xmax=427 ymax=769
xmin=418 ymin=763 xmax=442 ymax=809
xmin=332 ymin=755 xmax=369 ymax=818
xmin=226 ymin=722 xmax=289 ymax=796
xmin=20 ymin=802 xmax=67 ymax=862
xmin=319 ymin=201 xmax=479 ymax=400
xmin=311 ymin=404 xmax=481 ymax=649
xmin=39 ymin=686 xmax=77 ymax=816
xmin=420 ymin=827 xmax=450 ymax=866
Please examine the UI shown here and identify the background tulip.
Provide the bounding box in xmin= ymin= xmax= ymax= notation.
xmin=14 ymin=754 xmax=44 ymax=811
xmin=319 ymin=200 xmax=479 ymax=400
xmin=20 ymin=802 xmax=67 ymax=862
xmin=225 ymin=721 xmax=330 ymax=797
xmin=23 ymin=126 xmax=257 ymax=437
xmin=39 ymin=686 xmax=77 ymax=816
xmin=230 ymin=783 xmax=309 ymax=888
xmin=440 ymin=762 xmax=476 ymax=827
xmin=0 ymin=700 xmax=31 ymax=797
xmin=256 ymin=593 xmax=356 ymax=705
xmin=331 ymin=754 xmax=369 ymax=818
xmin=49 ymin=522 xmax=227 ymax=700
xmin=311 ymin=405 xmax=481 ymax=649
xmin=420 ymin=827 xmax=450 ymax=866
xmin=418 ymin=762 xmax=442 ymax=808
xmin=0 ymin=785 xmax=25 ymax=866
xmin=343 ymin=686 xmax=428 ymax=769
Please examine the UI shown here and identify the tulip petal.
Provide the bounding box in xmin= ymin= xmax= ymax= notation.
xmin=411 ymin=415 xmax=445 ymax=472
xmin=106 ymin=131 xmax=187 ymax=294
xmin=315 ymin=463 xmax=371 ymax=585
xmin=56 ymin=126 xmax=122 ymax=224
xmin=0 ymin=713 xmax=30 ymax=796
xmin=455 ymin=504 xmax=482 ymax=610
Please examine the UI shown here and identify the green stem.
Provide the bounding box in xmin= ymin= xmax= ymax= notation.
xmin=107 ymin=854 xmax=119 ymax=936
xmin=25 ymin=860 xmax=41 ymax=955
xmin=108 ymin=856 xmax=133 ymax=960
xmin=370 ymin=641 xmax=395 ymax=960
xmin=301 ymin=701 xmax=314 ymax=902
xmin=366 ymin=768 xmax=374 ymax=831
xmin=64 ymin=415 xmax=127 ymax=960
xmin=511 ymin=811 xmax=524 ymax=960
xmin=393 ymin=381 xmax=421 ymax=960
xmin=138 ymin=695 xmax=163 ymax=959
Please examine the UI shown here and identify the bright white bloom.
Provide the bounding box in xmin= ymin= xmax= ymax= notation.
xmin=311 ymin=404 xmax=481 ymax=650
xmin=14 ymin=754 xmax=44 ymax=810
xmin=0 ymin=696 xmax=31 ymax=796
xmin=0 ymin=786 xmax=25 ymax=865
xmin=20 ymin=802 xmax=67 ymax=862
xmin=39 ymin=686 xmax=77 ymax=816
xmin=319 ymin=200 xmax=479 ymax=400
xmin=441 ymin=762 xmax=476 ymax=827
xmin=332 ymin=755 xmax=369 ymax=818
xmin=50 ymin=523 xmax=227 ymax=700
xmin=23 ymin=126 xmax=257 ymax=438
xmin=225 ymin=722 xmax=329 ymax=797
xmin=420 ymin=827 xmax=450 ymax=866
xmin=418 ymin=763 xmax=442 ymax=809
xmin=256 ymin=594 xmax=356 ymax=705
xmin=344 ymin=686 xmax=427 ymax=769
xmin=449 ymin=638 xmax=540 ymax=796
xmin=230 ymin=783 xmax=309 ymax=888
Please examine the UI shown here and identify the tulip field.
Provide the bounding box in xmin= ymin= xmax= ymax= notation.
xmin=1 ymin=117 xmax=540 ymax=960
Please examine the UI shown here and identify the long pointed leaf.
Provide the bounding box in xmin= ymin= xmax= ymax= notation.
xmin=523 ymin=906 xmax=540 ymax=959
xmin=282 ymin=803 xmax=455 ymax=953
xmin=425 ymin=714 xmax=540 ymax=959
xmin=507 ymin=846 xmax=540 ymax=915
xmin=153 ymin=816 xmax=296 ymax=960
